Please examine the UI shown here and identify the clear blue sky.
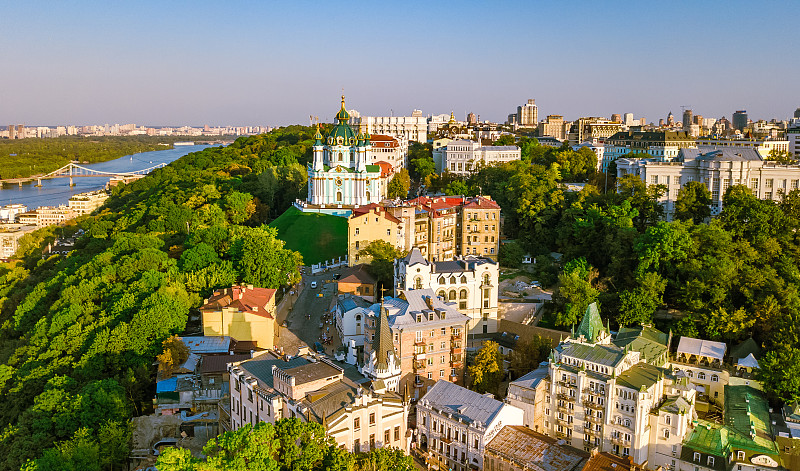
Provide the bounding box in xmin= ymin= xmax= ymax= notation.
xmin=1 ymin=0 xmax=797 ymax=126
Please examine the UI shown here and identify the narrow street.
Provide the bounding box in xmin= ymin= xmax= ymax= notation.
xmin=275 ymin=267 xmax=344 ymax=356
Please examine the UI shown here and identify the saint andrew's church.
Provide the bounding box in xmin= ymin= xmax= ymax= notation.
xmin=307 ymin=96 xmax=386 ymax=206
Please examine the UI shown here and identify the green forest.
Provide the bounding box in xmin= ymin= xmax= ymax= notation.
xmin=0 ymin=135 xmax=232 ymax=180
xmin=410 ymin=137 xmax=800 ymax=405
xmin=0 ymin=128 xmax=317 ymax=469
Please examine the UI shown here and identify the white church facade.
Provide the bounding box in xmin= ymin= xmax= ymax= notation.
xmin=307 ymin=96 xmax=386 ymax=206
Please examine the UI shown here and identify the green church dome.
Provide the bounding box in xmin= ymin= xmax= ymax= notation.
xmin=327 ymin=95 xmax=358 ymax=146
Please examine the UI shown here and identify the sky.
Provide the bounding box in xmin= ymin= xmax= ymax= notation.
xmin=1 ymin=0 xmax=798 ymax=127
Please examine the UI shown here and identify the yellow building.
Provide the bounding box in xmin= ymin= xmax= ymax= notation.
xmin=200 ymin=285 xmax=277 ymax=349
xmin=348 ymin=204 xmax=405 ymax=266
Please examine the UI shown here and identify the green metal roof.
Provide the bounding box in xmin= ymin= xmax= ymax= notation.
xmin=558 ymin=342 xmax=625 ymax=368
xmin=660 ymin=395 xmax=692 ymax=415
xmin=327 ymin=95 xmax=357 ymax=146
xmin=724 ymin=385 xmax=779 ymax=455
xmin=575 ymin=302 xmax=606 ymax=343
xmin=684 ymin=420 xmax=728 ymax=457
xmin=616 ymin=363 xmax=666 ymax=391
xmin=614 ymin=326 xmax=669 ymax=366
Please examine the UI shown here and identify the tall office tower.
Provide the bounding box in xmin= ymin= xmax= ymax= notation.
xmin=733 ymin=110 xmax=748 ymax=131
xmin=682 ymin=109 xmax=693 ymax=128
xmin=693 ymin=115 xmax=704 ymax=126
xmin=516 ymin=99 xmax=538 ymax=127
xmin=611 ymin=113 xmax=622 ymax=123
xmin=794 ymin=107 xmax=800 ymax=119
xmin=467 ymin=112 xmax=476 ymax=125
xmin=7 ymin=125 xmax=15 ymax=139
xmin=623 ymin=113 xmax=634 ymax=126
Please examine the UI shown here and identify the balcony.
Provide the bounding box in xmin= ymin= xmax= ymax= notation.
xmin=451 ymin=347 xmax=463 ymax=355
xmin=555 ymin=431 xmax=569 ymax=440
xmin=414 ymin=360 xmax=426 ymax=370
xmin=584 ymin=400 xmax=604 ymax=411
xmin=611 ymin=436 xmax=628 ymax=447
xmin=449 ymin=374 xmax=460 ymax=383
xmin=414 ymin=339 xmax=427 ymax=347
xmin=585 ymin=414 xmax=603 ymax=425
xmin=451 ymin=332 xmax=462 ymax=340
xmin=556 ymin=403 xmax=570 ymax=413
xmin=558 ymin=381 xmax=577 ymax=389
xmin=450 ymin=360 xmax=464 ymax=369
xmin=414 ymin=378 xmax=425 ymax=388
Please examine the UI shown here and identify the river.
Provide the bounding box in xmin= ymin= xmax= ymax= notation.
xmin=0 ymin=144 xmax=218 ymax=209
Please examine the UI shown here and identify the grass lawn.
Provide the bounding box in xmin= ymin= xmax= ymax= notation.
xmin=269 ymin=206 xmax=348 ymax=265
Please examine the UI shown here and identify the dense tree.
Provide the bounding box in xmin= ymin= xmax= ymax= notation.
xmin=493 ymin=134 xmax=516 ymax=146
xmin=357 ymin=241 xmax=407 ymax=293
xmin=554 ymin=258 xmax=599 ymax=327
xmin=469 ymin=340 xmax=503 ymax=394
xmin=387 ymin=169 xmax=410 ymax=199
xmin=408 ymin=143 xmax=435 ymax=183
xmin=498 ymin=240 xmax=525 ymax=268
xmin=506 ymin=336 xmax=551 ymax=379
xmin=758 ymin=345 xmax=800 ymax=403
xmin=232 ymin=226 xmax=303 ymax=289
xmin=674 ymin=181 xmax=712 ymax=224
xmin=617 ymin=272 xmax=666 ymax=327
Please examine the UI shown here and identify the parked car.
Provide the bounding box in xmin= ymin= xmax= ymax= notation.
xmin=333 ymin=273 xmax=341 ymax=280
xmin=310 ymin=281 xmax=318 ymax=289
xmin=314 ymin=341 xmax=325 ymax=353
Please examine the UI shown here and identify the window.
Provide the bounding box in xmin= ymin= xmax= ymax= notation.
xmin=441 ymin=341 xmax=446 ymax=349
xmin=711 ymin=374 xmax=718 ymax=382
xmin=354 ymin=417 xmax=361 ymax=430
xmin=427 ymin=372 xmax=432 ymax=379
xmin=385 ymin=429 xmax=390 ymax=443
xmin=394 ymin=426 xmax=400 ymax=441
xmin=386 ymin=229 xmax=391 ymax=236
xmin=355 ymin=228 xmax=359 ymax=235
xmin=664 ymin=429 xmax=670 ymax=439
xmin=459 ymin=289 xmax=467 ymax=299
xmin=737 ymin=450 xmax=745 ymax=460
xmin=707 ymin=457 xmax=714 ymax=466
xmin=369 ymin=412 xmax=375 ymax=425
xmin=693 ymin=452 xmax=700 ymax=462
xmin=666 ymin=415 xmax=671 ymax=425
xmin=440 ymin=370 xmax=445 ymax=377
xmin=697 ymin=372 xmax=706 ymax=380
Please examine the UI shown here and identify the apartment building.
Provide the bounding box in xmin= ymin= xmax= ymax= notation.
xmin=19 ymin=205 xmax=77 ymax=227
xmin=67 ymin=190 xmax=109 ymax=215
xmin=228 ymin=352 xmax=409 ymax=453
xmin=459 ymin=196 xmax=501 ymax=259
xmin=539 ymin=114 xmax=569 ymax=141
xmin=357 ymin=289 xmax=469 ymax=399
xmin=616 ymin=148 xmax=800 ymax=218
xmin=349 ymin=111 xmax=428 ymax=143
xmin=603 ymin=130 xmax=697 ymax=172
xmin=788 ymin=119 xmax=800 ymax=159
xmin=0 ymin=223 xmax=37 ymax=259
xmin=348 ymin=204 xmax=405 ymax=266
xmin=368 ymin=134 xmax=408 ymax=170
xmin=200 ymin=285 xmax=277 ymax=349
xmin=393 ymin=248 xmax=499 ymax=335
xmin=506 ymin=364 xmax=550 ymax=432
xmin=416 ymin=380 xmax=523 ymax=471
xmin=567 ymin=117 xmax=624 ymax=146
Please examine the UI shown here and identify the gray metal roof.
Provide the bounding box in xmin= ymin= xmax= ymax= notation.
xmin=681 ymin=147 xmax=762 ymax=162
xmin=371 ymin=289 xmax=469 ymax=330
xmin=421 ymin=380 xmax=506 ymax=426
xmin=509 ymin=363 xmax=549 ymax=391
xmin=403 ymin=248 xmax=430 ymax=266
xmin=238 ymin=355 xmax=310 ymax=388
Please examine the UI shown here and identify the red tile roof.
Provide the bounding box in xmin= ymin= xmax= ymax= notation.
xmin=338 ymin=264 xmax=377 ymax=285
xmin=369 ymin=134 xmax=399 ymax=148
xmin=201 ymin=285 xmax=276 ymax=319
xmin=375 ymin=160 xmax=393 ymax=178
xmin=351 ymin=204 xmax=401 ymax=224
xmin=463 ymin=195 xmax=501 ymax=209
xmin=581 ymin=452 xmax=634 ymax=471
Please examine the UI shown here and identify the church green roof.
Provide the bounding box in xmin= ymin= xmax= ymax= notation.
xmin=328 ymin=95 xmax=357 ymax=146
xmin=576 ymin=302 xmax=605 ymax=343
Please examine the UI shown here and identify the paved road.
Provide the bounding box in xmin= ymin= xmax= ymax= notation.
xmin=276 ymin=267 xmax=344 ymax=356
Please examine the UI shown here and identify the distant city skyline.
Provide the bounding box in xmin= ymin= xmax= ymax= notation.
xmin=1 ymin=0 xmax=797 ymax=126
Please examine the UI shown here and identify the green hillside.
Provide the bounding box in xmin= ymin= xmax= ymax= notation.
xmin=269 ymin=206 xmax=348 ymax=265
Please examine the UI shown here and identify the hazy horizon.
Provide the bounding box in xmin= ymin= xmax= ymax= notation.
xmin=2 ymin=0 xmax=798 ymax=127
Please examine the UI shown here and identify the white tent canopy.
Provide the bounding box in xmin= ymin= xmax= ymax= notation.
xmin=677 ymin=337 xmax=727 ymax=361
xmin=737 ymin=353 xmax=760 ymax=369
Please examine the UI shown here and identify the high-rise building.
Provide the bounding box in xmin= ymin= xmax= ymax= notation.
xmin=794 ymin=107 xmax=800 ymax=119
xmin=516 ymin=99 xmax=538 ymax=127
xmin=732 ymin=110 xmax=748 ymax=131
xmin=467 ymin=112 xmax=476 ymax=125
xmin=682 ymin=109 xmax=693 ymax=128
xmin=611 ymin=113 xmax=622 ymax=123
xmin=623 ymin=113 xmax=635 ymax=126
xmin=538 ymin=115 xmax=567 ymax=140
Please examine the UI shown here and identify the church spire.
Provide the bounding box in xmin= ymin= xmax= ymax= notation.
xmin=336 ymin=95 xmax=350 ymax=123
xmin=372 ymin=302 xmax=394 ymax=371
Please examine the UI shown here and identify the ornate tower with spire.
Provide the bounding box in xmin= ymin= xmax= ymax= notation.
xmin=306 ymin=96 xmax=384 ymax=207
xmin=361 ymin=301 xmax=402 ymax=391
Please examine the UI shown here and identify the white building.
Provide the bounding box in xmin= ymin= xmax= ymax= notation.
xmin=603 ymin=131 xmax=697 ymax=173
xmin=368 ymin=134 xmax=408 ymax=170
xmin=0 ymin=223 xmax=37 ymax=259
xmin=0 ymin=204 xmax=27 ymax=222
xmin=228 ymin=351 xmax=409 ymax=453
xmin=350 ymin=110 xmax=428 ymax=143
xmin=394 ymin=248 xmax=499 ymax=335
xmin=439 ymin=140 xmax=520 ymax=176
xmin=334 ymin=294 xmax=373 ymax=348
xmin=68 ymin=190 xmax=109 ymax=215
xmin=415 ymin=380 xmax=523 ymax=471
xmin=616 ymin=147 xmax=800 ymax=218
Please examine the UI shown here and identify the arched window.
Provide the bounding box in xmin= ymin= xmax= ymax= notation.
xmin=460 ymin=275 xmax=467 ymax=284
xmin=687 ymin=371 xmax=693 ymax=378
xmin=338 ymin=152 xmax=343 ymax=161
xmin=459 ymin=289 xmax=467 ymax=299
xmin=366 ymin=191 xmax=371 ymax=201
xmin=438 ymin=276 xmax=446 ymax=285
xmin=448 ymin=290 xmax=456 ymax=301
xmin=697 ymin=372 xmax=706 ymax=380
xmin=483 ymin=274 xmax=491 ymax=285
xmin=624 ymin=419 xmax=631 ymax=427
xmin=414 ymin=277 xmax=423 ymax=290
xmin=437 ymin=290 xmax=446 ymax=299
xmin=711 ymin=374 xmax=719 ymax=382
xmin=336 ymin=191 xmax=342 ymax=202
xmin=449 ymin=276 xmax=456 ymax=284
xmin=664 ymin=429 xmax=670 ymax=439
xmin=355 ymin=315 xmax=361 ymax=321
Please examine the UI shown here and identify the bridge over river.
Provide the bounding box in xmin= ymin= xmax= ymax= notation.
xmin=0 ymin=162 xmax=167 ymax=188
